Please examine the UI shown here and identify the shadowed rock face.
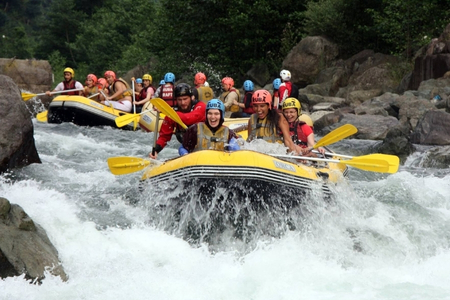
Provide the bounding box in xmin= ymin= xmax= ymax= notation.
xmin=0 ymin=197 xmax=67 ymax=283
xmin=0 ymin=75 xmax=41 ymax=173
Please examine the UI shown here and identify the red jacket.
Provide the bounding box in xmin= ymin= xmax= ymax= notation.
xmin=278 ymin=81 xmax=292 ymax=104
xmin=155 ymin=101 xmax=207 ymax=151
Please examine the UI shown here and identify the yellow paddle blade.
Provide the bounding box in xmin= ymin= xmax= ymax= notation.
xmin=314 ymin=124 xmax=358 ymax=148
xmin=115 ymin=114 xmax=140 ymax=128
xmin=365 ymin=154 xmax=400 ymax=174
xmin=150 ymin=98 xmax=188 ymax=129
xmin=21 ymin=92 xmax=41 ymax=101
xmin=36 ymin=111 xmax=48 ymax=122
xmin=340 ymin=155 xmax=390 ymax=173
xmin=107 ymin=157 xmax=151 ymax=175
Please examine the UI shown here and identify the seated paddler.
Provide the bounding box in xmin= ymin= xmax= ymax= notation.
xmin=149 ymin=83 xmax=206 ymax=159
xmin=179 ymin=99 xmax=240 ymax=155
xmin=247 ymin=89 xmax=298 ymax=154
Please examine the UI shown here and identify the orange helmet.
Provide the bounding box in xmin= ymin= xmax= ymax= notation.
xmin=86 ymin=74 xmax=98 ymax=84
xmin=194 ymin=72 xmax=207 ymax=85
xmin=97 ymin=78 xmax=108 ymax=88
xmin=221 ymin=77 xmax=234 ymax=88
xmin=251 ymin=89 xmax=272 ymax=109
xmin=104 ymin=70 xmax=116 ymax=79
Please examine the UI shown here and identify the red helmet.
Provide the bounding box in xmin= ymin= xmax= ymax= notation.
xmin=194 ymin=72 xmax=207 ymax=85
xmin=221 ymin=76 xmax=234 ymax=88
xmin=97 ymin=78 xmax=108 ymax=88
xmin=251 ymin=89 xmax=272 ymax=109
xmin=104 ymin=70 xmax=116 ymax=79
xmin=86 ymin=74 xmax=98 ymax=84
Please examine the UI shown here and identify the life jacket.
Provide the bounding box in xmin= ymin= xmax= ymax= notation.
xmin=194 ymin=123 xmax=229 ymax=151
xmin=242 ymin=91 xmax=254 ymax=114
xmin=289 ymin=120 xmax=309 ymax=147
xmin=138 ymin=86 xmax=155 ymax=103
xmin=197 ymin=86 xmax=214 ymax=104
xmin=161 ymin=83 xmax=176 ymax=107
xmin=85 ymin=86 xmax=99 ymax=100
xmin=221 ymin=88 xmax=241 ymax=112
xmin=63 ymin=80 xmax=78 ymax=95
xmin=109 ymin=78 xmax=132 ymax=100
xmin=248 ymin=114 xmax=282 ymax=143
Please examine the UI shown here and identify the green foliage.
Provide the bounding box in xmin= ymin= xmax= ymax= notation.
xmin=368 ymin=0 xmax=450 ymax=57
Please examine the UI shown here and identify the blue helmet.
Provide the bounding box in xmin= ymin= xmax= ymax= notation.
xmin=206 ymin=99 xmax=225 ymax=121
xmin=273 ymin=78 xmax=281 ymax=90
xmin=136 ymin=78 xmax=143 ymax=84
xmin=243 ymin=80 xmax=254 ymax=92
xmin=159 ymin=80 xmax=165 ymax=85
xmin=164 ymin=72 xmax=175 ymax=83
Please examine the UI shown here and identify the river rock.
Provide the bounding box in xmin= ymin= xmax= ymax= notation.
xmin=0 ymin=197 xmax=67 ymax=283
xmin=0 ymin=75 xmax=41 ymax=173
xmin=282 ymin=36 xmax=339 ymax=87
xmin=373 ymin=123 xmax=414 ymax=161
xmin=393 ymin=94 xmax=437 ymax=130
xmin=419 ymin=146 xmax=450 ymax=168
xmin=410 ymin=110 xmax=450 ymax=145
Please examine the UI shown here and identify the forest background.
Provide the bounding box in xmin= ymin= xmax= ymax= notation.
xmin=1 ymin=0 xmax=450 ymax=89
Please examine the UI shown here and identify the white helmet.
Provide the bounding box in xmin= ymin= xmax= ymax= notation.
xmin=280 ymin=69 xmax=291 ymax=81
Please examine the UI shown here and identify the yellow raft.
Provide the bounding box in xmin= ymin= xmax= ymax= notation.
xmin=47 ymin=95 xmax=137 ymax=130
xmin=141 ymin=149 xmax=348 ymax=200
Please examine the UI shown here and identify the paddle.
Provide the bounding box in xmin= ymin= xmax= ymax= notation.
xmin=273 ymin=153 xmax=393 ymax=173
xmin=131 ymin=80 xmax=138 ymax=130
xmin=152 ymin=111 xmax=161 ymax=156
xmin=36 ymin=111 xmax=48 ymax=122
xmin=107 ymin=156 xmax=157 ymax=175
xmin=21 ymin=88 xmax=83 ymax=101
xmin=311 ymin=151 xmax=400 ymax=174
xmin=150 ymin=98 xmax=188 ymax=129
xmin=313 ymin=124 xmax=357 ymax=149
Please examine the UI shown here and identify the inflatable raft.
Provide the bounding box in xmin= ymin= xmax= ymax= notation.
xmin=47 ymin=95 xmax=137 ymax=130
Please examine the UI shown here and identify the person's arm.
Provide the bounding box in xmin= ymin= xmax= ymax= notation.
xmin=108 ymin=81 xmax=126 ymax=100
xmin=278 ymin=113 xmax=297 ymax=153
xmin=136 ymin=87 xmax=153 ymax=105
xmin=246 ymin=118 xmax=252 ymax=142
xmin=149 ymin=117 xmax=175 ymax=158
xmin=177 ymin=102 xmax=206 ymax=125
xmin=75 ymin=81 xmax=84 ymax=95
xmin=46 ymin=82 xmax=64 ymax=95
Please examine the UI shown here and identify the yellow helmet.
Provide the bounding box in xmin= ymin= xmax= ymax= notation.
xmin=63 ymin=67 xmax=74 ymax=76
xmin=282 ymin=97 xmax=301 ymax=115
xmin=142 ymin=74 xmax=152 ymax=83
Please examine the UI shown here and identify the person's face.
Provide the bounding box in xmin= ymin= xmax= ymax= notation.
xmin=106 ymin=75 xmax=114 ymax=85
xmin=143 ymin=79 xmax=150 ymax=87
xmin=283 ymin=108 xmax=298 ymax=123
xmin=64 ymin=72 xmax=72 ymax=81
xmin=221 ymin=83 xmax=230 ymax=91
xmin=252 ymin=103 xmax=269 ymax=119
xmin=86 ymin=78 xmax=94 ymax=87
xmin=176 ymin=95 xmax=192 ymax=112
xmin=207 ymin=109 xmax=221 ymax=128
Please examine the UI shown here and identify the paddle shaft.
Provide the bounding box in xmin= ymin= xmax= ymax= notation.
xmin=152 ymin=111 xmax=160 ymax=156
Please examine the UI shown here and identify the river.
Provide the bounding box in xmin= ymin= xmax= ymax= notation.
xmin=1 ymin=120 xmax=450 ymax=300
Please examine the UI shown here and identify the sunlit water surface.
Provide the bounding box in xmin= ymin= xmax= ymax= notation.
xmin=1 ymin=121 xmax=450 ymax=300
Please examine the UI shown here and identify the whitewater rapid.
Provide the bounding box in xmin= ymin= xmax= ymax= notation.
xmin=1 ymin=121 xmax=450 ymax=300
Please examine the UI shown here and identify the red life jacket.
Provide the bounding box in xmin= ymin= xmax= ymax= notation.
xmin=289 ymin=120 xmax=310 ymax=147
xmin=161 ymin=83 xmax=176 ymax=107
xmin=242 ymin=91 xmax=254 ymax=114
xmin=63 ymin=80 xmax=77 ymax=95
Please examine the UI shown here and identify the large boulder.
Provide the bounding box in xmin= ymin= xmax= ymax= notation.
xmin=409 ymin=24 xmax=450 ymax=90
xmin=0 ymin=197 xmax=67 ymax=282
xmin=0 ymin=58 xmax=52 ymax=93
xmin=393 ymin=94 xmax=437 ymax=130
xmin=373 ymin=123 xmax=414 ymax=161
xmin=0 ymin=75 xmax=41 ymax=173
xmin=282 ymin=36 xmax=339 ymax=87
xmin=410 ymin=110 xmax=450 ymax=145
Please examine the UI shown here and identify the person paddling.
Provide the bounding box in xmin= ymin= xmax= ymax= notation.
xmin=281 ymin=97 xmax=325 ymax=156
xmin=231 ymin=79 xmax=254 ymax=118
xmin=149 ymin=83 xmax=206 ymax=159
xmin=134 ymin=74 xmax=155 ymax=113
xmin=45 ymin=67 xmax=83 ymax=96
xmin=247 ymin=89 xmax=298 ymax=154
xmin=83 ymin=74 xmax=99 ymax=101
xmin=179 ymin=99 xmax=240 ymax=154
xmin=194 ymin=72 xmax=214 ymax=104
xmin=102 ymin=70 xmax=133 ymax=112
